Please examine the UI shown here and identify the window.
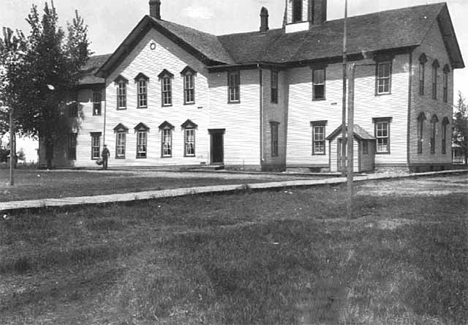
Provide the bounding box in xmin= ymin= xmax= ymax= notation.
xmin=376 ymin=62 xmax=391 ymax=95
xmin=138 ymin=80 xmax=148 ymax=108
xmin=270 ymin=122 xmax=279 ymax=157
xmin=68 ymin=133 xmax=77 ymax=160
xmin=362 ymin=141 xmax=369 ymax=154
xmin=116 ymin=133 xmax=126 ymax=158
xmin=432 ymin=60 xmax=439 ymax=100
xmin=93 ymin=91 xmax=102 ymax=115
xmin=159 ymin=121 xmax=174 ymax=158
xmin=311 ymin=121 xmax=327 ymax=155
xmin=442 ymin=117 xmax=449 ymax=154
xmin=271 ymin=70 xmax=278 ymax=104
xmin=158 ymin=70 xmax=173 ymax=106
xmin=292 ymin=0 xmax=303 ymax=23
xmin=91 ymin=132 xmax=101 ymax=160
xmin=312 ymin=68 xmax=325 ymax=100
xmin=417 ymin=112 xmax=426 ymax=154
xmin=115 ymin=76 xmax=128 ymax=110
xmin=69 ymin=92 xmax=78 ymax=117
xmin=228 ymin=71 xmax=240 ymax=103
xmin=137 ymin=131 xmax=147 ymax=158
xmin=181 ymin=67 xmax=197 ymax=105
xmin=419 ymin=54 xmax=427 ymax=96
xmin=430 ymin=115 xmax=439 ymax=154
xmin=162 ymin=129 xmax=172 ymax=157
xmin=443 ymin=65 xmax=450 ymax=103
xmin=373 ymin=117 xmax=392 ymax=154
xmin=114 ymin=123 xmax=128 ymax=158
xmin=181 ymin=120 xmax=197 ymax=157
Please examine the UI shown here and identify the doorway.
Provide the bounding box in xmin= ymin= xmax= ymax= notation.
xmin=209 ymin=129 xmax=225 ymax=164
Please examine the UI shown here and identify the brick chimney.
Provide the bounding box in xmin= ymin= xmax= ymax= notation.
xmin=260 ymin=7 xmax=269 ymax=32
xmin=310 ymin=0 xmax=327 ymax=25
xmin=149 ymin=0 xmax=161 ymax=20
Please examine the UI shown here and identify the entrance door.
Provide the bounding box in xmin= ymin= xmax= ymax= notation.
xmin=209 ymin=129 xmax=225 ymax=164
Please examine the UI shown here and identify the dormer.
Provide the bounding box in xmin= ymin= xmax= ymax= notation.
xmin=285 ymin=0 xmax=327 ymax=33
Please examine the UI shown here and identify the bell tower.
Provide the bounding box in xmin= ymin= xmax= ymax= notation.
xmin=285 ymin=0 xmax=327 ymax=33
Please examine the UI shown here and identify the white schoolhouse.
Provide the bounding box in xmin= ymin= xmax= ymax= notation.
xmin=41 ymin=0 xmax=464 ymax=172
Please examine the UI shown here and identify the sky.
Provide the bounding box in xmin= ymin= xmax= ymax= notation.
xmin=0 ymin=0 xmax=466 ymax=95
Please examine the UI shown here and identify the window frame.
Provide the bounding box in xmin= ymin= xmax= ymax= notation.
xmin=93 ymin=90 xmax=102 ymax=116
xmin=418 ymin=54 xmax=427 ymax=96
xmin=115 ymin=132 xmax=126 ymax=159
xmin=184 ymin=128 xmax=196 ymax=157
xmin=430 ymin=115 xmax=439 ymax=154
xmin=443 ymin=65 xmax=450 ymax=103
xmin=311 ymin=120 xmax=327 ymax=155
xmin=228 ymin=70 xmax=240 ymax=103
xmin=161 ymin=128 xmax=172 ymax=158
xmin=375 ymin=61 xmax=392 ymax=95
xmin=137 ymin=79 xmax=148 ymax=108
xmin=373 ymin=117 xmax=392 ymax=154
xmin=270 ymin=121 xmax=279 ymax=157
xmin=312 ymin=67 xmax=326 ymax=101
xmin=292 ymin=0 xmax=303 ymax=23
xmin=91 ymin=132 xmax=101 ymax=160
xmin=432 ymin=60 xmax=439 ymax=100
xmin=136 ymin=131 xmax=147 ymax=158
xmin=442 ymin=117 xmax=449 ymax=154
xmin=271 ymin=70 xmax=279 ymax=104
xmin=417 ymin=112 xmax=426 ymax=154
xmin=161 ymin=77 xmax=172 ymax=106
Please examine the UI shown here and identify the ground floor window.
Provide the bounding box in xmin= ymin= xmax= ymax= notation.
xmin=184 ymin=128 xmax=195 ymax=156
xmin=137 ymin=131 xmax=147 ymax=158
xmin=91 ymin=133 xmax=101 ymax=160
xmin=373 ymin=117 xmax=392 ymax=154
xmin=311 ymin=121 xmax=327 ymax=155
xmin=270 ymin=122 xmax=279 ymax=157
xmin=68 ymin=133 xmax=77 ymax=160
xmin=162 ymin=129 xmax=172 ymax=157
xmin=116 ymin=132 xmax=126 ymax=159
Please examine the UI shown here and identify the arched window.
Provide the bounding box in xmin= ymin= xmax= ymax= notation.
xmin=417 ymin=112 xmax=426 ymax=154
xmin=443 ymin=64 xmax=450 ymax=103
xmin=418 ymin=54 xmax=427 ymax=96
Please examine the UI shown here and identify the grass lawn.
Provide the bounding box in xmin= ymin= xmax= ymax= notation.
xmin=0 ymin=168 xmax=312 ymax=202
xmin=0 ymin=177 xmax=467 ymax=324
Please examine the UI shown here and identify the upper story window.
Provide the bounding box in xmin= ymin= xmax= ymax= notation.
xmin=134 ymin=73 xmax=149 ymax=108
xmin=93 ymin=90 xmax=102 ymax=116
xmin=376 ymin=61 xmax=391 ymax=95
xmin=419 ymin=54 xmax=427 ymax=96
xmin=417 ymin=112 xmax=426 ymax=154
xmin=182 ymin=120 xmax=198 ymax=157
xmin=292 ymin=0 xmax=303 ymax=23
xmin=373 ymin=117 xmax=392 ymax=154
xmin=114 ymin=75 xmax=128 ymax=110
xmin=158 ymin=69 xmax=174 ymax=107
xmin=443 ymin=64 xmax=450 ymax=103
xmin=181 ymin=66 xmax=197 ymax=105
xmin=69 ymin=92 xmax=78 ymax=117
xmin=312 ymin=67 xmax=326 ymax=100
xmin=271 ymin=70 xmax=278 ymax=104
xmin=311 ymin=120 xmax=327 ymax=155
xmin=228 ymin=70 xmax=240 ymax=103
xmin=432 ymin=60 xmax=439 ymax=100
xmin=159 ymin=121 xmax=174 ymax=158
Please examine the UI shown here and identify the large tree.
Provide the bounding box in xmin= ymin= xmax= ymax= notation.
xmin=453 ymin=92 xmax=468 ymax=165
xmin=11 ymin=1 xmax=90 ymax=168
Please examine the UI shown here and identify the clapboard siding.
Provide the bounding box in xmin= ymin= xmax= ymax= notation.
xmin=409 ymin=22 xmax=453 ymax=167
xmin=103 ymin=28 xmax=211 ymax=167
xmin=286 ymin=55 xmax=410 ymax=168
xmin=208 ymin=69 xmax=261 ymax=167
xmin=329 ymin=138 xmax=359 ymax=172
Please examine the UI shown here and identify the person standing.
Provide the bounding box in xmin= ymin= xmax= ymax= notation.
xmin=101 ymin=144 xmax=110 ymax=170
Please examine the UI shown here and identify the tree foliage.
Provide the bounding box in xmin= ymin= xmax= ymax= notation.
xmin=453 ymin=92 xmax=468 ymax=165
xmin=8 ymin=1 xmax=90 ymax=168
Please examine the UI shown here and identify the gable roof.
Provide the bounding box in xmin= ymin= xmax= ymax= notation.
xmin=78 ymin=54 xmax=112 ymax=85
xmin=326 ymin=124 xmax=375 ymax=141
xmin=93 ymin=2 xmax=463 ymax=79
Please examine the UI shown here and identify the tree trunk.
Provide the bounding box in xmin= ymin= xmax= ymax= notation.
xmin=45 ymin=138 xmax=54 ymax=169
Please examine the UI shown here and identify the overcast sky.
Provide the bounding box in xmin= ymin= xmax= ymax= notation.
xmin=1 ymin=0 xmax=466 ymax=96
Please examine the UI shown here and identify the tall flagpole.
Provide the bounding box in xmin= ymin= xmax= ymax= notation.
xmin=341 ymin=0 xmax=348 ymax=176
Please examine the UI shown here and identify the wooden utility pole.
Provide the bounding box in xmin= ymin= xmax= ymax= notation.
xmin=341 ymin=0 xmax=348 ymax=176
xmin=347 ymin=64 xmax=356 ymax=219
xmin=9 ymin=107 xmax=15 ymax=186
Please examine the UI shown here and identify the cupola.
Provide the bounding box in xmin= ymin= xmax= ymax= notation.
xmin=285 ymin=0 xmax=327 ymax=33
